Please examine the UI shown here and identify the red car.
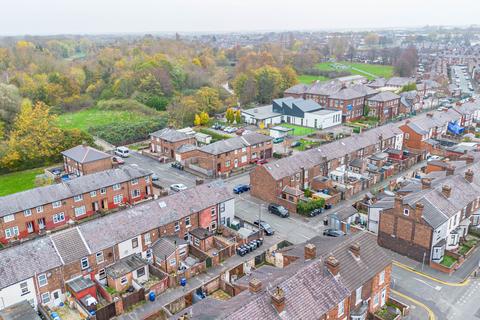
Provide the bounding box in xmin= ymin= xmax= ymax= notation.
xmin=251 ymin=158 xmax=268 ymax=165
xmin=112 ymin=156 xmax=125 ymax=164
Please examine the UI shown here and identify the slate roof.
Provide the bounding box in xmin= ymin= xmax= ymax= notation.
xmin=306 ymin=80 xmax=343 ymax=96
xmin=190 ymin=227 xmax=214 ymax=240
xmin=66 ymin=276 xmax=95 ymax=293
xmin=284 ymin=83 xmax=310 ymax=94
xmin=328 ymin=205 xmax=358 ymax=221
xmin=0 ymin=300 xmax=42 ymax=320
xmin=150 ymin=128 xmax=192 ymax=142
xmin=50 ymin=227 xmax=90 ymax=264
xmin=328 ymin=87 xmax=365 ymax=100
xmin=61 ymin=145 xmax=111 ymax=164
xmin=78 ymin=181 xmax=232 ymax=253
xmin=199 ymin=133 xmax=272 ymax=155
xmin=386 ymin=77 xmax=415 ymax=87
xmin=0 ymin=237 xmax=63 ymax=289
xmin=368 ymin=91 xmax=400 ymax=102
xmin=405 ymin=109 xmax=462 ymax=134
xmin=106 ymin=254 xmax=147 ymax=279
xmin=241 ymin=105 xmax=281 ymax=120
xmin=176 ymin=144 xmax=197 ymax=154
xmin=152 ymin=236 xmax=185 ymax=259
xmin=350 ymin=84 xmax=379 ymax=96
xmin=368 ymin=77 xmax=386 ymax=88
xmin=454 ymin=101 xmax=480 ymax=115
xmin=0 ymin=165 xmax=151 ymax=218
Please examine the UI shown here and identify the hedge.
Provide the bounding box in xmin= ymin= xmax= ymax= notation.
xmin=297 ymin=198 xmax=326 ymax=215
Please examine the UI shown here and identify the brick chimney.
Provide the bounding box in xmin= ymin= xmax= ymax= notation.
xmin=249 ymin=278 xmax=262 ymax=294
xmin=394 ymin=195 xmax=403 ymax=210
xmin=349 ymin=242 xmax=360 ymax=259
xmin=464 ymin=154 xmax=474 ymax=164
xmin=326 ymin=256 xmax=340 ymax=276
xmin=446 ymin=166 xmax=455 ymax=176
xmin=465 ymin=169 xmax=474 ymax=183
xmin=421 ymin=178 xmax=431 ymax=190
xmin=304 ymin=243 xmax=316 ymax=260
xmin=415 ymin=202 xmax=424 ymax=220
xmin=426 ymin=112 xmax=433 ymax=118
xmin=442 ymin=185 xmax=451 ymax=198
xmin=271 ymin=287 xmax=286 ymax=314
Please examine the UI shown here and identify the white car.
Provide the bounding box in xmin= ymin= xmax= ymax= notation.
xmin=115 ymin=146 xmax=130 ymax=158
xmin=170 ymin=184 xmax=188 ymax=192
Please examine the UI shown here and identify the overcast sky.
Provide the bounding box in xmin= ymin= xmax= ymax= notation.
xmin=1 ymin=0 xmax=479 ymax=35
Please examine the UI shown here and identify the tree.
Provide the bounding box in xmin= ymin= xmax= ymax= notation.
xmin=226 ymin=108 xmax=235 ymax=123
xmin=394 ymin=47 xmax=418 ymax=77
xmin=0 ymin=83 xmax=22 ymax=125
xmin=194 ymin=114 xmax=201 ymax=126
xmin=364 ymin=33 xmax=380 ymax=46
xmin=199 ymin=111 xmax=210 ymax=125
xmin=194 ymin=87 xmax=222 ymax=114
xmin=280 ymin=66 xmax=298 ymax=91
xmin=233 ymin=73 xmax=257 ymax=106
xmin=235 ymin=110 xmax=242 ymax=124
xmin=254 ymin=66 xmax=283 ymax=104
xmin=167 ymin=96 xmax=199 ymax=127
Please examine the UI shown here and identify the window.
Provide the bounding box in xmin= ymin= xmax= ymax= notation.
xmin=3 ymin=214 xmax=14 ymax=223
xmin=4 ymin=226 xmax=19 ymax=239
xmin=403 ymin=209 xmax=409 ymax=216
xmin=169 ymin=258 xmax=177 ymax=266
xmin=225 ymin=160 xmax=231 ymax=167
xmin=220 ymin=202 xmax=225 ymax=213
xmin=373 ymin=293 xmax=379 ymax=306
xmin=53 ymin=212 xmax=65 ymax=224
xmin=132 ymin=238 xmax=139 ymax=248
xmin=120 ymin=277 xmax=128 ymax=286
xmin=184 ymin=233 xmax=189 ymax=241
xmin=145 ymin=176 xmax=150 ymax=183
xmin=179 ymin=248 xmax=187 ymax=256
xmin=96 ymin=251 xmax=104 ymax=264
xmin=405 ymin=133 xmax=410 ymax=140
xmin=194 ymin=238 xmax=200 ymax=247
xmin=242 ymin=147 xmax=246 ymax=153
xmin=211 ymin=221 xmax=217 ymax=230
xmin=146 ymin=249 xmax=152 ymax=260
xmin=74 ymin=194 xmax=83 ymax=202
xmin=136 ymin=267 xmax=145 ymax=277
xmin=355 ymin=286 xmax=362 ymax=305
xmin=53 ymin=291 xmax=59 ymax=300
xmin=36 ymin=206 xmax=43 ymax=213
xmin=113 ymin=183 xmax=121 ymax=191
xmin=100 ymin=188 xmax=107 ymax=195
xmin=241 ymin=155 xmax=247 ymax=163
xmin=81 ymin=257 xmax=89 ymax=270
xmin=132 ymin=189 xmax=141 ymax=198
xmin=338 ymin=300 xmax=345 ymax=316
xmin=211 ymin=207 xmax=216 ymax=217
xmin=113 ymin=194 xmax=123 ymax=204
xmin=185 ymin=216 xmax=191 ymax=227
xmin=20 ymin=282 xmax=29 ymax=295
xmin=74 ymin=206 xmax=86 ymax=217
xmin=98 ymin=268 xmax=106 ymax=279
xmin=52 ymin=201 xmax=62 ymax=208
xmin=41 ymin=292 xmax=50 ymax=304
xmin=24 ymin=209 xmax=32 ymax=217
xmin=131 ymin=178 xmax=139 ymax=185
xmin=379 ymin=270 xmax=385 ymax=285
xmin=144 ymin=232 xmax=151 ymax=245
xmin=90 ymin=191 xmax=97 ymax=197
xmin=38 ymin=274 xmax=48 ymax=287
xmin=174 ymin=221 xmax=180 ymax=232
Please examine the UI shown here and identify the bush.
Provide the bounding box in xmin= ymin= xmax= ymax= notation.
xmin=273 ymin=152 xmax=283 ymax=159
xmin=89 ymin=116 xmax=167 ymax=145
xmin=297 ymin=198 xmax=325 ymax=215
xmin=133 ymin=92 xmax=170 ymax=111
xmin=198 ymin=128 xmax=230 ymax=142
xmin=96 ymin=98 xmax=159 ymax=116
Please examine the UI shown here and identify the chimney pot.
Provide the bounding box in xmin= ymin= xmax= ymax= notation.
xmin=446 ymin=166 xmax=455 ymax=176
xmin=465 ymin=169 xmax=474 ymax=183
xmin=304 ymin=243 xmax=316 ymax=260
xmin=349 ymin=242 xmax=360 ymax=258
xmin=421 ymin=178 xmax=432 ymax=190
xmin=271 ymin=287 xmax=286 ymax=314
xmin=442 ymin=185 xmax=452 ymax=198
xmin=326 ymin=256 xmax=340 ymax=276
xmin=249 ymin=278 xmax=262 ymax=294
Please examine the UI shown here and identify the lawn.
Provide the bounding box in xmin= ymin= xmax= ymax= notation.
xmin=279 ymin=123 xmax=316 ymax=136
xmin=57 ymin=107 xmax=150 ymax=132
xmin=0 ymin=167 xmax=45 ymax=196
xmin=294 ymin=138 xmax=321 ymax=151
xmin=314 ymin=62 xmax=394 ymax=80
xmin=297 ymin=74 xmax=329 ymax=84
xmin=439 ymin=255 xmax=457 ymax=268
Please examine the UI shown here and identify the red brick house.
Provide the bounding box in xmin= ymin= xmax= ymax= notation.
xmin=0 ymin=166 xmax=152 ymax=244
xmin=150 ymin=128 xmax=197 ymax=160
xmin=62 ymin=145 xmax=112 ymax=176
xmin=367 ymin=91 xmax=400 ymax=123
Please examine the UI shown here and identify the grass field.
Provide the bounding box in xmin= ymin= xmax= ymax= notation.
xmin=314 ymin=62 xmax=394 ymax=80
xmin=57 ymin=107 xmax=150 ymax=131
xmin=279 ymin=123 xmax=316 ymax=136
xmin=297 ymin=74 xmax=329 ymax=84
xmin=0 ymin=168 xmax=45 ymax=196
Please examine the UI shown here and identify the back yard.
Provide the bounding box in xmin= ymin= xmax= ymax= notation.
xmin=0 ymin=167 xmax=45 ymax=196
xmin=279 ymin=123 xmax=316 ymax=136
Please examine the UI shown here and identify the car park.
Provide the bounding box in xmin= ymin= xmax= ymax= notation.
xmin=233 ymin=184 xmax=250 ymax=194
xmin=114 ymin=146 xmax=130 ymax=158
xmin=268 ymin=203 xmax=289 ymax=218
xmin=253 ymin=220 xmax=274 ymax=235
xmin=170 ymin=183 xmax=188 ymax=192
xmin=323 ymin=229 xmax=345 ymax=237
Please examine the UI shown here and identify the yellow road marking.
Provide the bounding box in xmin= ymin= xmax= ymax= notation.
xmin=391 ymin=289 xmax=436 ymax=320
xmin=393 ymin=260 xmax=470 ymax=286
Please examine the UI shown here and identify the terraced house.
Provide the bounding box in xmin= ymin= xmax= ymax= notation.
xmin=0 ymin=182 xmax=234 ymax=312
xmin=0 ymin=166 xmax=152 ymax=244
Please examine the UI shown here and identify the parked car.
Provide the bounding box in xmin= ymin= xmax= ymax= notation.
xmin=272 ymin=137 xmax=284 ymax=144
xmin=171 ymin=161 xmax=184 ymax=170
xmin=115 ymin=146 xmax=130 ymax=158
xmin=151 ymin=173 xmax=159 ymax=181
xmin=268 ymin=203 xmax=289 ymax=218
xmin=233 ymin=184 xmax=250 ymax=194
xmin=256 ymin=159 xmax=268 ymax=165
xmin=170 ymin=184 xmax=188 ymax=192
xmin=253 ymin=220 xmax=274 ymax=236
xmin=211 ymin=123 xmax=222 ymax=130
xmin=323 ymin=229 xmax=345 ymax=237
xmin=308 ymin=208 xmax=323 ymax=217
xmin=112 ymin=156 xmax=125 ymax=164
xmin=290 ymin=141 xmax=301 ymax=148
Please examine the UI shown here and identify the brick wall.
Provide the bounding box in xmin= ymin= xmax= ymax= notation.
xmin=64 ymin=156 xmax=113 ymax=176
xmin=150 ymin=136 xmax=196 ymax=159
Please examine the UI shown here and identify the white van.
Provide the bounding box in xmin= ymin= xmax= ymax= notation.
xmin=115 ymin=146 xmax=130 ymax=158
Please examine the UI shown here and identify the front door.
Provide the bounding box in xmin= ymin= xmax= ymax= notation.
xmin=26 ymin=221 xmax=34 ymax=233
xmin=38 ymin=218 xmax=46 ymax=230
xmin=52 ymin=290 xmax=62 ymax=306
xmin=234 ymin=159 xmax=238 ymax=168
xmin=92 ymin=201 xmax=99 ymax=212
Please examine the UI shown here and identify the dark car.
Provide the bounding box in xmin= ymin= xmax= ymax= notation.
xmin=308 ymin=208 xmax=323 ymax=217
xmin=323 ymin=229 xmax=345 ymax=237
xmin=268 ymin=203 xmax=289 ymax=218
xmin=253 ymin=220 xmax=274 ymax=236
xmin=290 ymin=141 xmax=301 ymax=148
xmin=233 ymin=184 xmax=250 ymax=194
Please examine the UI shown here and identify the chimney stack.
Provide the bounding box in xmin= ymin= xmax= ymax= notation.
xmin=271 ymin=287 xmax=286 ymax=314
xmin=446 ymin=166 xmax=455 ymax=176
xmin=415 ymin=202 xmax=424 ymax=219
xmin=421 ymin=178 xmax=432 ymax=190
xmin=464 ymin=154 xmax=474 ymax=164
xmin=249 ymin=278 xmax=262 ymax=294
xmin=394 ymin=195 xmax=403 ymax=210
xmin=349 ymin=242 xmax=360 ymax=259
xmin=426 ymin=112 xmax=433 ymax=118
xmin=442 ymin=185 xmax=452 ymax=198
xmin=304 ymin=243 xmax=316 ymax=260
xmin=326 ymin=256 xmax=340 ymax=276
xmin=465 ymin=169 xmax=474 ymax=183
